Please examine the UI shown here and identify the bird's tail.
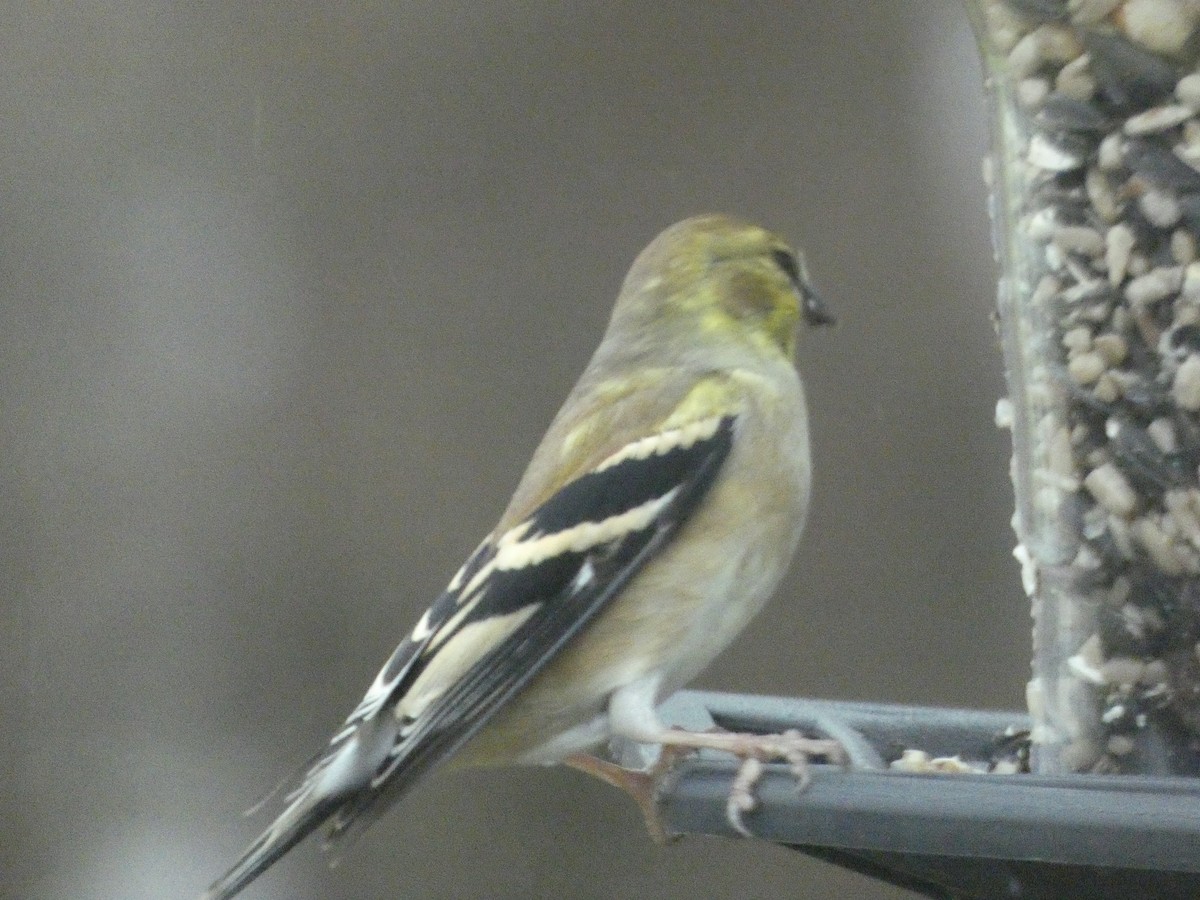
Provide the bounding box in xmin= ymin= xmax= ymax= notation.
xmin=201 ymin=785 xmax=343 ymax=900
xmin=202 ymin=713 xmax=403 ymax=900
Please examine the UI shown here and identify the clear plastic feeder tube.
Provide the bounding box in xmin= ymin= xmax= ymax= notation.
xmin=967 ymin=0 xmax=1200 ymax=775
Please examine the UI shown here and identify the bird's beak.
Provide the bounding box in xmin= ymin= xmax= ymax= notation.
xmin=795 ymin=253 xmax=836 ymax=327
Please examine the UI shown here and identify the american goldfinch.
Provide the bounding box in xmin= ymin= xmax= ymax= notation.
xmin=204 ymin=214 xmax=836 ymax=900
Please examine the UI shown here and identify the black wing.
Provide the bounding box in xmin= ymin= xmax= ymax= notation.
xmin=327 ymin=411 xmax=737 ymax=841
xmin=203 ymin=413 xmax=735 ymax=900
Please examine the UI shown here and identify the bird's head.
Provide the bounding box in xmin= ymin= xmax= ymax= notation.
xmin=611 ymin=214 xmax=834 ymax=362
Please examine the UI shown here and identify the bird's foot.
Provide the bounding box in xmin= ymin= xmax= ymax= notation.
xmin=563 ymin=742 xmax=694 ymax=843
xmin=567 ymin=728 xmax=845 ymax=840
xmin=713 ymin=730 xmax=845 ymax=836
xmin=648 ymin=727 xmax=846 ymax=838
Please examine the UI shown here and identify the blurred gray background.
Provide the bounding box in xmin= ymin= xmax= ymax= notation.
xmin=3 ymin=2 xmax=1022 ymax=898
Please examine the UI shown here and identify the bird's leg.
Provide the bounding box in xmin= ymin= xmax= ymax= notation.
xmin=624 ymin=726 xmax=847 ymax=838
xmin=680 ymin=729 xmax=845 ymax=836
xmin=568 ymin=726 xmax=846 ymax=839
xmin=600 ymin=684 xmax=846 ymax=837
xmin=562 ymin=743 xmax=694 ymax=844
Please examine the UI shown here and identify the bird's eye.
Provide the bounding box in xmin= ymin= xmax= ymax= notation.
xmin=771 ymin=249 xmax=800 ymax=285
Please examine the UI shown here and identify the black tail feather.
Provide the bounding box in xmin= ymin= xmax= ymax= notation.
xmin=201 ymin=791 xmax=343 ymax=900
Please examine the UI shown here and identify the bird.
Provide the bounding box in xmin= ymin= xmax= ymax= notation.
xmin=203 ymin=214 xmax=837 ymax=900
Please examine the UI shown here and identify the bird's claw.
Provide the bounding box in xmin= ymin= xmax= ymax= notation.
xmin=719 ymin=730 xmax=846 ymax=837
xmin=725 ymin=756 xmax=764 ymax=837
